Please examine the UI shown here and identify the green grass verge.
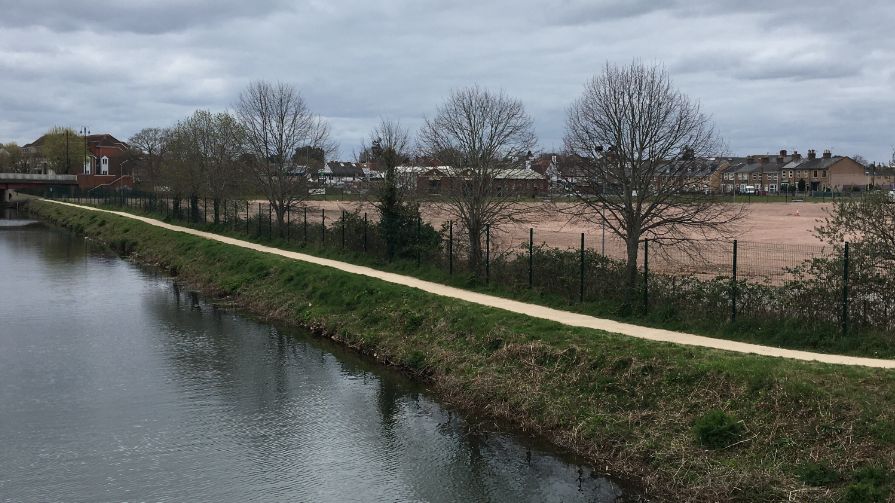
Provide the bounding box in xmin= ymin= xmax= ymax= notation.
xmin=80 ymin=199 xmax=895 ymax=359
xmin=30 ymin=199 xmax=895 ymax=502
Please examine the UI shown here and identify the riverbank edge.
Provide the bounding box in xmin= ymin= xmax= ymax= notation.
xmin=29 ymin=200 xmax=895 ymax=502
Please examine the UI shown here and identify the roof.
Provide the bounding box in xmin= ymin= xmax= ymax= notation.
xmin=396 ymin=165 xmax=545 ymax=180
xmin=324 ymin=161 xmax=365 ymax=177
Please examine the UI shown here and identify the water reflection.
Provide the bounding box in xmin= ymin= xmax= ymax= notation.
xmin=0 ymin=223 xmax=631 ymax=502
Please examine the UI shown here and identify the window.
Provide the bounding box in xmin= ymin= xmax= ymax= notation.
xmin=100 ymin=156 xmax=109 ymax=175
xmin=769 ymin=184 xmax=777 ymax=192
xmin=813 ymin=170 xmax=818 ymax=177
xmin=84 ymin=159 xmax=91 ymax=175
xmin=822 ymin=170 xmax=827 ymax=177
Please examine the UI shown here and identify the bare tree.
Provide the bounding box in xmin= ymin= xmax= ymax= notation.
xmin=361 ymin=119 xmax=419 ymax=259
xmin=128 ymin=127 xmax=169 ymax=190
xmin=236 ymin=81 xmax=334 ymax=235
xmin=204 ymin=111 xmax=246 ymax=223
xmin=564 ymin=62 xmax=745 ymax=306
xmin=419 ymin=86 xmax=538 ymax=271
xmin=163 ymin=114 xmax=207 ymax=221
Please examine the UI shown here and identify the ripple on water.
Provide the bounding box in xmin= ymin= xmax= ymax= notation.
xmin=0 ymin=225 xmax=631 ymax=502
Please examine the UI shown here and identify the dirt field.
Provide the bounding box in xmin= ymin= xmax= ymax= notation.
xmin=303 ymin=200 xmax=832 ymax=249
xmin=292 ymin=199 xmax=834 ymax=282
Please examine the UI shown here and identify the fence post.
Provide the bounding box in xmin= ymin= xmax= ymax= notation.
xmin=448 ymin=221 xmax=453 ymax=276
xmin=321 ymin=209 xmax=325 ymax=245
xmin=341 ymin=210 xmax=346 ymax=250
xmin=528 ymin=227 xmax=533 ymax=288
xmin=268 ymin=204 xmax=272 ymax=240
xmin=304 ymin=207 xmax=308 ymax=244
xmin=286 ymin=206 xmax=290 ymax=243
xmin=417 ymin=215 xmax=422 ymax=267
xmin=256 ymin=203 xmax=262 ymax=237
xmin=842 ymin=241 xmax=849 ymax=338
xmin=245 ymin=201 xmax=249 ymax=235
xmin=204 ymin=197 xmax=207 ymax=224
xmin=580 ymin=232 xmax=585 ymax=302
xmin=363 ymin=213 xmax=368 ymax=253
xmin=485 ymin=224 xmax=490 ymax=284
xmin=643 ymin=239 xmax=649 ymax=314
xmin=731 ymin=239 xmax=738 ymax=322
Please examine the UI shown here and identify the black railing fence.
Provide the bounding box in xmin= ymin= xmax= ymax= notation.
xmin=40 ymin=189 xmax=895 ymax=346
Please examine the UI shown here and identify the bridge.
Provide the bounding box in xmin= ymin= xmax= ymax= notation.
xmin=1 ymin=173 xmax=78 ymax=206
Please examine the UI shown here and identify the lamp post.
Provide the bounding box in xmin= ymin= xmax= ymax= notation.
xmin=80 ymin=127 xmax=90 ymax=174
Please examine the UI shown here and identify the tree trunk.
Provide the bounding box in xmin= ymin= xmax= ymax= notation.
xmin=275 ymin=204 xmax=286 ymax=238
xmin=467 ymin=221 xmax=482 ymax=274
xmin=190 ymin=193 xmax=200 ymax=223
xmin=623 ymin=235 xmax=640 ymax=313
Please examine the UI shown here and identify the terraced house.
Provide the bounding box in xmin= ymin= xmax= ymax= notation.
xmin=719 ymin=149 xmax=865 ymax=194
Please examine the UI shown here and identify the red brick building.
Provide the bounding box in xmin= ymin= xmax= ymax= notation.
xmin=78 ymin=134 xmax=133 ymax=190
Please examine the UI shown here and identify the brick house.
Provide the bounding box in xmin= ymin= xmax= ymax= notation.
xmin=23 ymin=132 xmax=132 ymax=190
xmin=78 ymin=134 xmax=133 ymax=190
xmin=719 ymin=149 xmax=865 ymax=194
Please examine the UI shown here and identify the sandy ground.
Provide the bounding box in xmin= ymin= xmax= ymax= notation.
xmin=243 ymin=198 xmax=835 ymax=279
xmin=301 ymin=199 xmax=831 ymax=248
xmin=47 ymin=199 xmax=895 ymax=369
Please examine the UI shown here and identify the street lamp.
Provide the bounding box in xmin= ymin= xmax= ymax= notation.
xmin=79 ymin=127 xmax=90 ymax=174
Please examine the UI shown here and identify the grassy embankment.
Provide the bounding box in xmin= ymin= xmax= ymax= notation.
xmin=30 ymin=199 xmax=895 ymax=502
xmin=70 ymin=197 xmax=895 ymax=358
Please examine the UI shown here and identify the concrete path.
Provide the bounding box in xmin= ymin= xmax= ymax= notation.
xmin=45 ymin=200 xmax=895 ymax=369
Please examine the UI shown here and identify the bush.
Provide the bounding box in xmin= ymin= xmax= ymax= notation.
xmin=843 ymin=466 xmax=891 ymax=503
xmin=796 ymin=462 xmax=839 ymax=487
xmin=693 ymin=410 xmax=744 ymax=449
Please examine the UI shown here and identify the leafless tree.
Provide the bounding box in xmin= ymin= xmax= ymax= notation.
xmin=128 ymin=127 xmax=169 ymax=190
xmin=564 ymin=62 xmax=745 ymax=306
xmin=419 ymin=86 xmax=538 ymax=271
xmin=162 ymin=113 xmax=207 ymax=221
xmin=203 ymin=111 xmax=246 ymax=223
xmin=236 ymin=81 xmax=334 ymax=235
xmin=361 ymin=119 xmax=418 ymax=259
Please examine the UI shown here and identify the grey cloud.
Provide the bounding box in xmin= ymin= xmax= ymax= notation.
xmin=0 ymin=0 xmax=294 ymax=34
xmin=1 ymin=0 xmax=894 ymax=162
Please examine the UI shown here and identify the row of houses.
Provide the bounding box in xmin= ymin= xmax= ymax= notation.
xmin=717 ymin=149 xmax=878 ymax=194
xmin=530 ymin=149 xmax=894 ymax=195
xmin=11 ymin=128 xmax=893 ymax=196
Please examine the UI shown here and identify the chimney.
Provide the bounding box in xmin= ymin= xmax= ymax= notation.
xmin=808 ymin=149 xmax=816 ymax=160
xmin=779 ymin=149 xmax=787 ymax=157
xmin=792 ymin=150 xmax=801 ymax=161
xmin=823 ymin=149 xmax=832 ymax=159
xmin=760 ymin=155 xmax=770 ymax=165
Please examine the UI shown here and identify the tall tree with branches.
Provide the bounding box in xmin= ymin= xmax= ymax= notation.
xmin=362 ymin=119 xmax=418 ymax=260
xmin=236 ymin=81 xmax=333 ymax=235
xmin=129 ymin=127 xmax=169 ymax=190
xmin=564 ymin=62 xmax=745 ymax=307
xmin=419 ymin=86 xmax=538 ymax=272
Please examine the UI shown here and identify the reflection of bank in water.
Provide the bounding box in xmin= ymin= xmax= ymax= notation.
xmin=0 ymin=207 xmax=40 ymax=229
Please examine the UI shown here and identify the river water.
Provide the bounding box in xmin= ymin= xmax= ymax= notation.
xmin=0 ymin=217 xmax=629 ymax=502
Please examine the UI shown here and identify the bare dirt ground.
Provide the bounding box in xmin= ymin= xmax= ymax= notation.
xmin=304 ymin=199 xmax=831 ymax=248
xmin=296 ymin=199 xmax=834 ymax=281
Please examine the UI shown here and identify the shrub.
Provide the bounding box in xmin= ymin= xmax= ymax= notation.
xmin=796 ymin=462 xmax=839 ymax=487
xmin=693 ymin=410 xmax=744 ymax=449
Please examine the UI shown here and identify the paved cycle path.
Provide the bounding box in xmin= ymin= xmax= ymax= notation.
xmin=46 ymin=200 xmax=895 ymax=369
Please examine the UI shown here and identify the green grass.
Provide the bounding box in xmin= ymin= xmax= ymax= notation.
xmin=30 ymin=199 xmax=895 ymax=502
xmin=76 ymin=198 xmax=895 ymax=359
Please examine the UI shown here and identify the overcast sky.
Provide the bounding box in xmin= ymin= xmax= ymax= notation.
xmin=1 ymin=0 xmax=893 ymax=162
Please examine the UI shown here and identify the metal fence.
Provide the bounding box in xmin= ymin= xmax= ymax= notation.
xmin=44 ymin=189 xmax=895 ymax=344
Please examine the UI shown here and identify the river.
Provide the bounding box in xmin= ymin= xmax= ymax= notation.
xmin=0 ymin=215 xmax=629 ymax=502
